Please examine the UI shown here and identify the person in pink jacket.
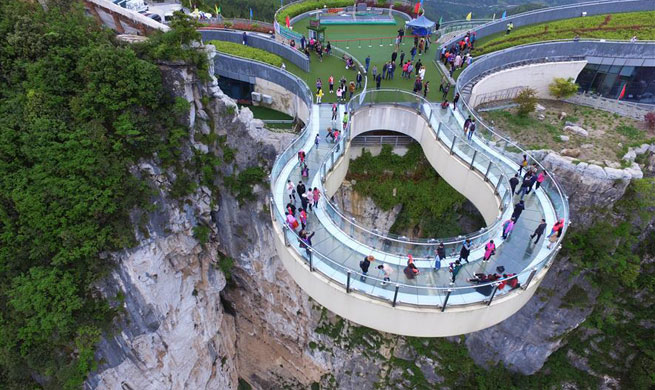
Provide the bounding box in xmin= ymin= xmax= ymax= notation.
xmin=536 ymin=171 xmax=546 ymax=190
xmin=502 ymin=218 xmax=515 ymax=239
xmin=483 ymin=240 xmax=496 ymax=261
xmin=312 ymin=187 xmax=320 ymax=208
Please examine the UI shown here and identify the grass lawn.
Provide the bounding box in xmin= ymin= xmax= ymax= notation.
xmin=285 ymin=15 xmax=452 ymax=103
xmin=240 ymin=104 xmax=293 ymax=120
xmin=479 ymin=100 xmax=654 ymax=164
xmin=473 ymin=11 xmax=655 ymax=56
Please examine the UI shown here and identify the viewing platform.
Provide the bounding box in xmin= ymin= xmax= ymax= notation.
xmin=269 ymin=90 xmax=568 ymax=337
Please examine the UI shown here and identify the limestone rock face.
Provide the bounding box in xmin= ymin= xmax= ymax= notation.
xmin=528 ymin=150 xmax=639 ymax=224
xmin=332 ymin=180 xmax=401 ymax=235
xmin=466 ymin=257 xmax=598 ymax=375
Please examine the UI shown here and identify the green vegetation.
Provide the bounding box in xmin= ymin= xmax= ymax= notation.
xmin=347 ymin=144 xmax=484 ymax=238
xmin=548 ymin=77 xmax=579 ymax=100
xmin=208 ymin=40 xmax=283 ymax=67
xmin=224 ymin=166 xmax=268 ymax=204
xmin=0 ymin=4 xmax=217 ymax=388
xmin=481 ymin=100 xmax=652 ymax=161
xmin=474 ymin=11 xmax=655 ymax=55
xmin=513 ymin=88 xmax=538 ymax=116
xmin=286 ymin=15 xmax=450 ymax=103
xmin=312 ymin=176 xmax=655 ymax=389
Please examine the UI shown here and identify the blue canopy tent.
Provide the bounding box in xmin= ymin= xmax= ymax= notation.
xmin=406 ymin=15 xmax=436 ymax=36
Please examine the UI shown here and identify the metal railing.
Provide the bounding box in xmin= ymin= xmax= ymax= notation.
xmin=316 ymin=90 xmax=514 ymax=260
xmin=269 ymin=88 xmax=569 ymax=308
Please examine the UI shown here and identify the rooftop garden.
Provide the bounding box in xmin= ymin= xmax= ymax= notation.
xmin=473 ymin=11 xmax=655 ymax=56
xmin=208 ymin=40 xmax=283 ymax=67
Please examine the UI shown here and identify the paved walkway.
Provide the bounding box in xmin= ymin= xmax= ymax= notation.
xmin=274 ymin=102 xmax=556 ymax=304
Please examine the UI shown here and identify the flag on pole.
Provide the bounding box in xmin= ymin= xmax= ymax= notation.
xmin=501 ymin=10 xmax=507 ymax=19
xmin=414 ymin=2 xmax=420 ymax=15
xmin=214 ymin=4 xmax=219 ymax=16
xmin=618 ymin=84 xmax=627 ymax=100
xmin=466 ymin=12 xmax=472 ymax=21
xmin=285 ymin=15 xmax=290 ymax=28
xmin=492 ymin=13 xmax=496 ymax=21
xmin=438 ymin=16 xmax=443 ymax=25
xmin=249 ymin=8 xmax=253 ymax=20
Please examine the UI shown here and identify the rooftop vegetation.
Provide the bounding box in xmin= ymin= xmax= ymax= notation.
xmin=473 ymin=11 xmax=655 ymax=56
xmin=208 ymin=40 xmax=284 ymax=67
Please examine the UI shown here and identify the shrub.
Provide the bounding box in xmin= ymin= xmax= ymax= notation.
xmin=645 ymin=112 xmax=655 ymax=130
xmin=513 ymin=88 xmax=538 ymax=117
xmin=208 ymin=40 xmax=283 ymax=67
xmin=549 ymin=77 xmax=579 ymax=99
xmin=223 ymin=21 xmax=233 ymax=28
xmin=193 ymin=225 xmax=211 ymax=244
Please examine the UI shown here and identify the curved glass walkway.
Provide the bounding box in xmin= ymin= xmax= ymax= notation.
xmin=270 ymin=89 xmax=568 ymax=309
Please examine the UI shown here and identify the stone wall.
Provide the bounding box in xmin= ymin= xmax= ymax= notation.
xmin=470 ymin=61 xmax=588 ymax=105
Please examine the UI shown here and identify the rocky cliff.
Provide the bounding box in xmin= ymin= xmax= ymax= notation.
xmin=86 ymin=45 xmax=652 ymax=390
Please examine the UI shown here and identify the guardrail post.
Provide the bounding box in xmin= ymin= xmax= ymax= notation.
xmin=469 ymin=150 xmax=477 ymax=170
xmin=392 ymin=285 xmax=399 ymax=307
xmin=441 ymin=289 xmax=452 ymax=312
xmin=523 ymin=268 xmax=537 ymax=290
xmin=283 ymin=225 xmax=290 ymax=247
xmin=330 ymin=150 xmax=334 ymax=171
xmin=346 ymin=271 xmax=351 ymax=293
xmin=487 ymin=283 xmax=499 ymax=306
xmin=449 ymin=137 xmax=456 ymax=155
xmin=495 ymin=175 xmax=503 ymax=195
xmin=308 ymin=248 xmax=313 ymax=272
xmin=436 ymin=123 xmax=441 ymax=139
xmin=484 ymin=161 xmax=492 ymax=181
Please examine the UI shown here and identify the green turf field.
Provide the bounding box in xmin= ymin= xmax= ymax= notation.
xmin=286 ymin=15 xmax=456 ymax=103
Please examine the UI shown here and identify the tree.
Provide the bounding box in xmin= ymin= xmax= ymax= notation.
xmin=549 ymin=77 xmax=579 ymax=99
xmin=513 ymin=88 xmax=538 ymax=116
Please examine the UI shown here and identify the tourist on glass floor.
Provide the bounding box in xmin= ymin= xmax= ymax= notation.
xmin=502 ymin=217 xmax=516 ymax=239
xmin=531 ymin=218 xmax=547 ymax=244
xmin=450 ymin=260 xmax=463 ymax=283
xmin=360 ymin=255 xmax=374 ymax=281
xmin=435 ymin=242 xmax=446 ymax=270
xmin=483 ymin=240 xmax=496 ymax=262
xmin=298 ymin=207 xmax=307 ymax=229
xmin=467 ymin=119 xmax=476 ymax=140
xmin=509 ymin=174 xmax=519 ymax=195
xmin=378 ymin=264 xmax=393 ymax=285
xmin=512 ymin=200 xmax=525 ymax=222
xmin=459 ymin=239 xmax=471 ymax=263
xmin=312 ymin=187 xmax=320 ymax=208
xmin=287 ymin=180 xmax=296 ymax=202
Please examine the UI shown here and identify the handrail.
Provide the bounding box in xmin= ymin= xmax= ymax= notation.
xmin=454 ymin=58 xmax=570 ymax=240
xmin=269 ymin=89 xmax=567 ymax=306
xmin=316 ymin=89 xmax=512 ymax=252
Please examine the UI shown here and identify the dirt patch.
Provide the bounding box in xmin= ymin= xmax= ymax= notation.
xmin=479 ymin=100 xmax=654 ymax=165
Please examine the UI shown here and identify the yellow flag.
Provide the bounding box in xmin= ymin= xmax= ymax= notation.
xmin=466 ymin=12 xmax=472 ymax=21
